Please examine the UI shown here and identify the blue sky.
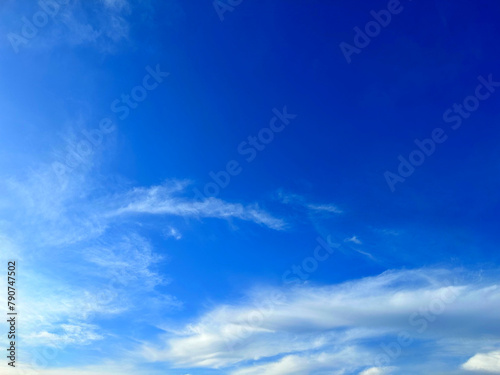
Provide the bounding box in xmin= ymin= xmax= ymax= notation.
xmin=1 ymin=0 xmax=500 ymax=374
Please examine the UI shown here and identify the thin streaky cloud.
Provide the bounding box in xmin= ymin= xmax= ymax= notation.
xmin=277 ymin=190 xmax=342 ymax=214
xmin=306 ymin=203 xmax=343 ymax=214
xmin=109 ymin=183 xmax=286 ymax=230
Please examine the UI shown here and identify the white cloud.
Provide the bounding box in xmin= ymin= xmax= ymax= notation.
xmin=9 ymin=361 xmax=156 ymax=375
xmin=277 ymin=191 xmax=342 ymax=215
xmin=54 ymin=0 xmax=133 ymax=50
xmin=84 ymin=234 xmax=165 ymax=289
xmin=109 ymin=182 xmax=286 ymax=230
xmin=231 ymin=347 xmax=371 ymax=375
xmin=306 ymin=203 xmax=343 ymax=214
xmin=359 ymin=367 xmax=397 ymax=375
xmin=346 ymin=235 xmax=363 ymax=245
xmin=462 ymin=350 xmax=500 ymax=373
xmin=0 ymin=155 xmax=285 ymax=368
xmin=26 ymin=323 xmax=103 ymax=346
xmin=141 ymin=268 xmax=500 ymax=373
xmin=4 ymin=167 xmax=284 ymax=247
xmin=0 ymin=0 xmax=141 ymax=54
xmin=163 ymin=226 xmax=182 ymax=240
xmin=19 ymin=270 xmax=125 ymax=345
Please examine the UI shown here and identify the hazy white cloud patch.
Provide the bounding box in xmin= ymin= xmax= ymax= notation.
xmin=1 ymin=0 xmax=144 ymax=53
xmin=56 ymin=1 xmax=131 ymax=49
xmin=346 ymin=235 xmax=363 ymax=245
xmin=15 ymin=361 xmax=155 ymax=375
xmin=26 ymin=323 xmax=104 ymax=347
xmin=163 ymin=226 xmax=182 ymax=240
xmin=84 ymin=234 xmax=166 ymax=289
xmin=462 ymin=350 xmax=500 ymax=373
xmin=359 ymin=366 xmax=397 ymax=375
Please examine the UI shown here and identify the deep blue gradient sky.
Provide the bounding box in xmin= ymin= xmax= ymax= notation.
xmin=1 ymin=1 xmax=500 ymax=374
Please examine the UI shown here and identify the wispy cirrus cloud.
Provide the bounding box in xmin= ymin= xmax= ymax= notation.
xmin=108 ymin=182 xmax=286 ymax=230
xmin=26 ymin=323 xmax=104 ymax=347
xmin=305 ymin=202 xmax=343 ymax=214
xmin=4 ymin=166 xmax=285 ymax=249
xmin=0 ymin=0 xmax=143 ymax=54
xmin=84 ymin=234 xmax=166 ymax=290
xmin=277 ymin=190 xmax=342 ymax=215
xmin=0 ymin=147 xmax=286 ymax=370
